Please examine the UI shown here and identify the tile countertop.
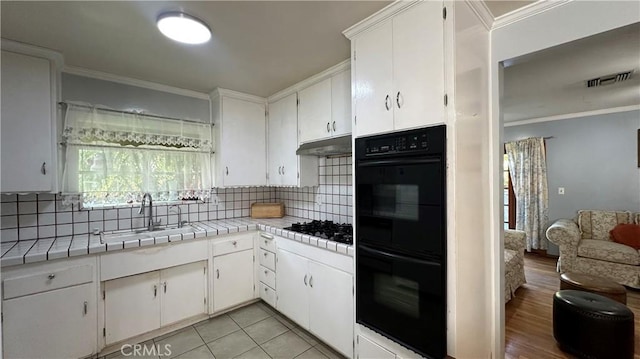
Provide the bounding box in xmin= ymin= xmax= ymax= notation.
xmin=0 ymin=216 xmax=354 ymax=267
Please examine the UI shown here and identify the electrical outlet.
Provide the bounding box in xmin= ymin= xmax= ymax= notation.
xmin=558 ymin=187 xmax=565 ymax=195
xmin=211 ymin=195 xmax=220 ymax=205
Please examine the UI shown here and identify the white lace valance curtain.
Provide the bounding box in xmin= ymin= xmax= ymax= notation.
xmin=61 ymin=103 xmax=212 ymax=206
xmin=62 ymin=102 xmax=212 ymax=151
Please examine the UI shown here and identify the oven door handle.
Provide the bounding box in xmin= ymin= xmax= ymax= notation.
xmin=358 ymin=244 xmax=439 ymax=265
xmin=356 ymin=158 xmax=441 ymax=167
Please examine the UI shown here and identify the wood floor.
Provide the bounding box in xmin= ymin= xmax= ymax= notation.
xmin=505 ymin=254 xmax=640 ymax=359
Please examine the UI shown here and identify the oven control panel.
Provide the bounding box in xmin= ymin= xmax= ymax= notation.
xmin=358 ymin=125 xmax=444 ymax=157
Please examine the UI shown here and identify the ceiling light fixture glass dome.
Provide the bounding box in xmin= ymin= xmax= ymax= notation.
xmin=157 ymin=12 xmax=211 ymax=45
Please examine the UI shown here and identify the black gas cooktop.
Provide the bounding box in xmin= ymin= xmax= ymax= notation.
xmin=284 ymin=220 xmax=353 ymax=245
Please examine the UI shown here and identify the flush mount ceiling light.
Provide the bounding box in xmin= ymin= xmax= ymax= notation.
xmin=157 ymin=12 xmax=211 ymax=45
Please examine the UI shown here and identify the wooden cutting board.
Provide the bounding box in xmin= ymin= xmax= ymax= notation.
xmin=251 ymin=202 xmax=285 ymax=218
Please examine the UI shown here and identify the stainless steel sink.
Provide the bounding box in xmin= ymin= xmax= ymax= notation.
xmin=100 ymin=224 xmax=200 ymax=244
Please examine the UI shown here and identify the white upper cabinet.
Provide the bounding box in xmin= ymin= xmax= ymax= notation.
xmin=348 ymin=1 xmax=445 ymax=137
xmin=268 ymin=93 xmax=318 ymax=187
xmin=1 ymin=49 xmax=57 ymax=193
xmin=331 ymin=69 xmax=353 ymax=137
xmin=212 ymin=89 xmax=267 ymax=187
xmin=298 ymin=78 xmax=332 ymax=144
xmin=295 ymin=66 xmax=352 ymax=145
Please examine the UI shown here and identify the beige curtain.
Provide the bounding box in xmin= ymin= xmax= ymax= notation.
xmin=506 ymin=137 xmax=549 ymax=251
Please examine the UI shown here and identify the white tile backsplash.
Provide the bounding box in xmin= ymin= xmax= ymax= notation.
xmin=276 ymin=155 xmax=353 ymax=224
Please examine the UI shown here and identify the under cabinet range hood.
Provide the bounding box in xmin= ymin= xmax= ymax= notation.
xmin=296 ymin=135 xmax=352 ymax=156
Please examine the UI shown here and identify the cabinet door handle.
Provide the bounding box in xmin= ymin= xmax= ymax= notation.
xmin=153 ymin=285 xmax=157 ymax=298
xmin=385 ymin=95 xmax=391 ymax=111
xmin=281 ymin=166 xmax=284 ymax=175
xmin=278 ymin=166 xmax=281 ymax=175
xmin=41 ymin=162 xmax=47 ymax=175
xmin=332 ymin=121 xmax=336 ymax=132
xmin=83 ymin=301 xmax=88 ymax=316
xmin=47 ymin=274 xmax=55 ymax=280
xmin=163 ymin=281 xmax=167 ymax=293
xmin=327 ymin=122 xmax=330 ymax=133
xmin=216 ymin=269 xmax=220 ymax=279
xmin=309 ymin=276 xmax=313 ymax=288
xmin=396 ymin=91 xmax=402 ymax=109
xmin=225 ymin=166 xmax=229 ymax=175
xmin=304 ymin=274 xmax=308 ymax=286
xmin=232 ymin=240 xmax=237 ymax=246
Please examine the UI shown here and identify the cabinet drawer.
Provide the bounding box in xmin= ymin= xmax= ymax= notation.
xmin=259 ymin=266 xmax=276 ymax=289
xmin=259 ymin=249 xmax=276 ymax=270
xmin=213 ymin=235 xmax=253 ymax=256
xmin=259 ymin=232 xmax=276 ymax=252
xmin=3 ymin=264 xmax=93 ymax=299
xmin=260 ymin=282 xmax=276 ymax=308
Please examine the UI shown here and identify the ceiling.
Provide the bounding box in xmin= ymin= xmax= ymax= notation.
xmin=484 ymin=1 xmax=536 ymax=18
xmin=0 ymin=1 xmax=540 ymax=98
xmin=1 ymin=1 xmax=390 ymax=97
xmin=503 ymin=22 xmax=640 ymax=123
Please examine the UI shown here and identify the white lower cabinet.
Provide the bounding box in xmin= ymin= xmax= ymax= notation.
xmin=213 ymin=249 xmax=255 ymax=312
xmin=276 ymin=248 xmax=354 ymax=357
xmin=104 ymin=261 xmax=207 ymax=345
xmin=357 ymin=335 xmax=396 ymax=359
xmin=1 ymin=258 xmax=97 ymax=359
xmin=104 ymin=271 xmax=160 ymax=345
xmin=3 ymin=283 xmax=97 ymax=359
xmin=212 ymin=233 xmax=256 ymax=312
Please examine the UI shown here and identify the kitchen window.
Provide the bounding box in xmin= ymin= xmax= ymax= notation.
xmin=61 ymin=103 xmax=212 ymax=207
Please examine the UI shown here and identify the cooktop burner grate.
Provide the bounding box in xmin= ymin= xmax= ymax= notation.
xmin=284 ymin=220 xmax=353 ymax=245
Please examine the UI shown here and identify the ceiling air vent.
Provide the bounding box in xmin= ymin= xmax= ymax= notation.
xmin=586 ymin=70 xmax=634 ymax=88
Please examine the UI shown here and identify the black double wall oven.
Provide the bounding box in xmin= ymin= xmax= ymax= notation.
xmin=355 ymin=125 xmax=446 ymax=359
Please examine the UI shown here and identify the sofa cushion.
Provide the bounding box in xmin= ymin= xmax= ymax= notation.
xmin=578 ymin=210 xmax=632 ymax=241
xmin=610 ymin=224 xmax=640 ymax=249
xmin=577 ymin=239 xmax=640 ymax=266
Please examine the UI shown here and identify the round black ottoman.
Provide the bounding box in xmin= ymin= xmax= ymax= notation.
xmin=553 ymin=290 xmax=634 ymax=359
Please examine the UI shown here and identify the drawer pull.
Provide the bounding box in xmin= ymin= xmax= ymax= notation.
xmin=264 ymin=252 xmax=268 ymax=257
xmin=264 ymin=287 xmax=268 ymax=292
xmin=264 ymin=270 xmax=268 ymax=275
xmin=260 ymin=233 xmax=274 ymax=240
xmin=163 ymin=281 xmax=167 ymax=293
xmin=232 ymin=241 xmax=237 ymax=246
xmin=83 ymin=301 xmax=88 ymax=316
xmin=47 ymin=274 xmax=55 ymax=280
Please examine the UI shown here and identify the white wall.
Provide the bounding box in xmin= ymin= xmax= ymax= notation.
xmin=446 ymin=2 xmax=491 ymax=357
xmin=490 ymin=2 xmax=640 ymax=357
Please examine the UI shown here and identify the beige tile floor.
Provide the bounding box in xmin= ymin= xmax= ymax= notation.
xmin=104 ymin=301 xmax=346 ymax=359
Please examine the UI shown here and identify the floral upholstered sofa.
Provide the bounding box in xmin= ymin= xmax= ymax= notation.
xmin=546 ymin=210 xmax=640 ymax=288
xmin=505 ymin=229 xmax=527 ymax=302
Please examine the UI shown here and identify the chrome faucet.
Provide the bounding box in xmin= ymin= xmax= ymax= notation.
xmin=169 ymin=204 xmax=184 ymax=228
xmin=139 ymin=193 xmax=157 ymax=231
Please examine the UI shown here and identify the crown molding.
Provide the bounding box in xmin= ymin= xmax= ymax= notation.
xmin=504 ymin=105 xmax=640 ymax=127
xmin=343 ymin=0 xmax=421 ymax=39
xmin=466 ymin=1 xmax=494 ymax=30
xmin=267 ymin=59 xmax=350 ymax=103
xmin=1 ymin=38 xmax=64 ymax=69
xmin=492 ymin=0 xmax=572 ymax=30
xmin=62 ymin=65 xmax=210 ymax=100
xmin=210 ymin=88 xmax=266 ymax=104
